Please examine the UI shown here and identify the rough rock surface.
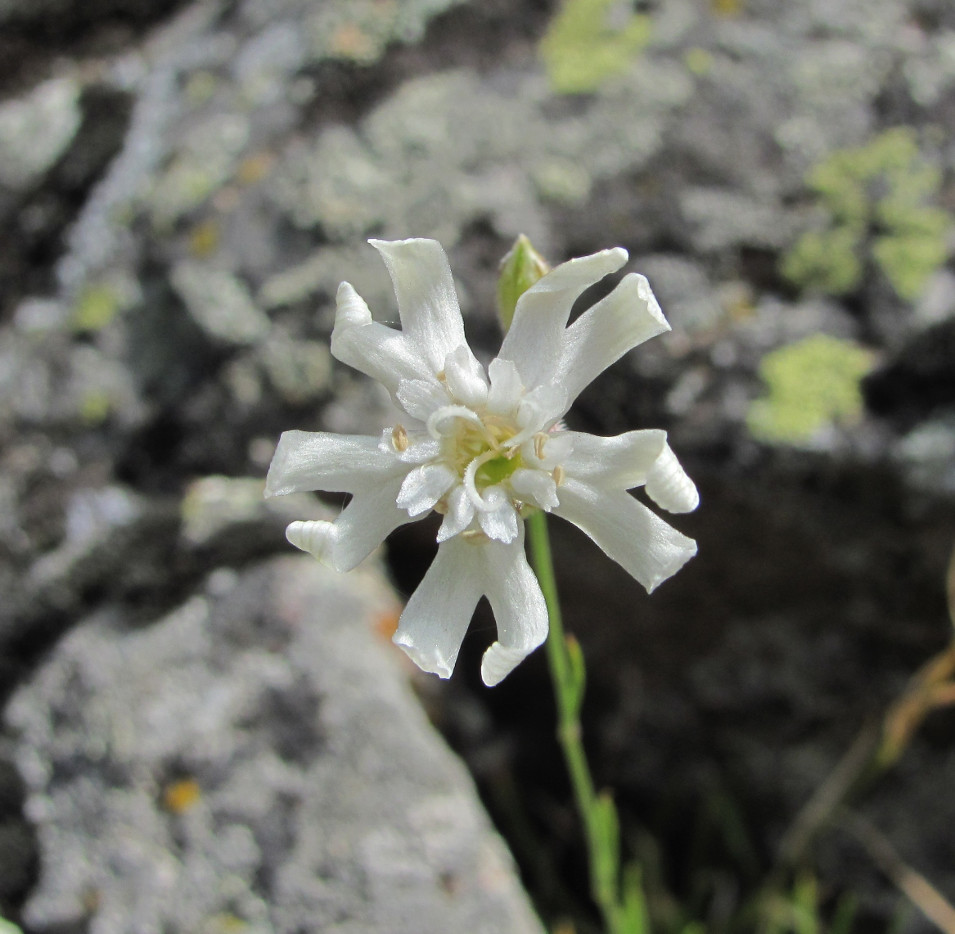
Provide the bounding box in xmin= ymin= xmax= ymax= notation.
xmin=6 ymin=555 xmax=544 ymax=934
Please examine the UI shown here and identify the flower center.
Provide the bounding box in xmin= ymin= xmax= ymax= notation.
xmin=451 ymin=416 xmax=522 ymax=488
xmin=428 ymin=406 xmax=523 ymax=490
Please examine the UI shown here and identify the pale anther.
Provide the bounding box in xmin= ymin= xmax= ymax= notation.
xmin=392 ymin=424 xmax=409 ymax=452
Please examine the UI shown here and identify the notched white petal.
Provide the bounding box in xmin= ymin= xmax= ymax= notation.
xmin=370 ymin=238 xmax=465 ymax=372
xmin=645 ymin=443 xmax=700 ymax=513
xmin=396 ymin=464 xmax=457 ymax=516
xmin=555 ymin=273 xmax=671 ymax=411
xmin=480 ymin=530 xmax=548 ymax=687
xmin=332 ymin=284 xmax=427 ymax=393
xmin=393 ymin=537 xmax=484 ymax=679
xmin=499 ymin=247 xmax=629 ymax=392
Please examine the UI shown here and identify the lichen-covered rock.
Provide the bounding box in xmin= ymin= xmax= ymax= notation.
xmin=7 ymin=556 xmax=544 ymax=934
xmin=0 ymin=79 xmax=82 ymax=191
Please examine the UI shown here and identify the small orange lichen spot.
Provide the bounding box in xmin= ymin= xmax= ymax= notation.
xmin=331 ymin=23 xmax=375 ymax=60
xmin=236 ymin=152 xmax=274 ymax=186
xmin=163 ymin=777 xmax=202 ymax=814
xmin=189 ymin=218 xmax=221 ymax=258
xmin=82 ymin=887 xmax=102 ymax=914
xmin=374 ymin=608 xmax=402 ymax=642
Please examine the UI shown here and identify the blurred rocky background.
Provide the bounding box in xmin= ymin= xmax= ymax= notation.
xmin=1 ymin=0 xmax=954 ymax=931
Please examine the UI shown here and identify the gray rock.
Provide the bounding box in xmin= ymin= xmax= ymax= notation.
xmin=893 ymin=418 xmax=955 ymax=496
xmin=7 ymin=556 xmax=544 ymax=934
xmin=171 ymin=262 xmax=270 ymax=346
xmin=679 ymin=187 xmax=798 ymax=253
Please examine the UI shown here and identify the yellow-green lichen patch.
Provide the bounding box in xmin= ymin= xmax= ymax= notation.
xmin=747 ymin=334 xmax=876 ymax=445
xmin=79 ymin=390 xmax=113 ymax=425
xmin=71 ymin=283 xmax=122 ymax=332
xmin=540 ymin=0 xmax=652 ymax=95
xmin=781 ymin=128 xmax=951 ymax=301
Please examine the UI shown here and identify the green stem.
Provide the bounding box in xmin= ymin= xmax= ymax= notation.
xmin=527 ymin=510 xmax=624 ymax=933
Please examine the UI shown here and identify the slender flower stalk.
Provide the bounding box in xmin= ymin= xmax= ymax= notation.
xmin=528 ymin=509 xmax=626 ymax=931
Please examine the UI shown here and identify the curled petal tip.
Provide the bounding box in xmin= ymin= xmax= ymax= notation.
xmin=645 ymin=445 xmax=700 ymax=514
xmin=335 ymin=281 xmax=372 ymax=327
xmin=480 ymin=643 xmax=528 ymax=687
xmin=286 ymin=519 xmax=335 ymax=563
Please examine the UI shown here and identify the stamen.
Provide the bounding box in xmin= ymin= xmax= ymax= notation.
xmin=552 ymin=465 xmax=566 ymax=486
xmin=391 ymin=424 xmax=409 ymax=452
xmin=533 ymin=433 xmax=547 ymax=460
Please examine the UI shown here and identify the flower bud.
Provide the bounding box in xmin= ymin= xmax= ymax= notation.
xmin=496 ymin=234 xmax=550 ymax=333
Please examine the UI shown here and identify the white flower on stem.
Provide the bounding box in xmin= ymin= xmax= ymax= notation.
xmin=266 ymin=238 xmax=698 ymax=686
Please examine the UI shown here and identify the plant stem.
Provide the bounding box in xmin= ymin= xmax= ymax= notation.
xmin=527 ymin=510 xmax=624 ymax=933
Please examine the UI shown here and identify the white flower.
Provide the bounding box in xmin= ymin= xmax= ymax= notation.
xmin=266 ymin=239 xmax=698 ymax=686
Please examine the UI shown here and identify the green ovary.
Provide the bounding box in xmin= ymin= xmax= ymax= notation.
xmin=448 ymin=415 xmax=523 ymax=488
xmin=475 ymin=451 xmax=523 ymax=487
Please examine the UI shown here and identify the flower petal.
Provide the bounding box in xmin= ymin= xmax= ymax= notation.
xmin=286 ymin=474 xmax=410 ymax=572
xmin=516 ymin=382 xmax=567 ymax=434
xmin=645 ymin=443 xmax=700 ymax=514
xmin=437 ymin=484 xmax=475 ymax=542
xmin=554 ymin=478 xmax=697 ymax=593
xmin=476 ymin=488 xmax=520 ymax=543
xmin=479 ymin=527 xmax=549 ymax=686
xmin=370 ymin=238 xmax=466 ymax=373
xmin=396 ymin=378 xmax=449 ymax=422
xmin=265 ymin=430 xmax=403 ymax=497
xmin=443 ymin=345 xmax=489 ymax=409
xmin=486 ymin=358 xmax=525 ymax=415
xmin=393 ymin=536 xmax=486 ymax=679
xmin=498 ymin=247 xmax=628 ymax=391
xmin=510 ymin=467 xmax=559 ymax=511
xmin=560 ymin=429 xmax=667 ymax=491
xmin=396 ymin=464 xmax=457 ymax=517
xmin=331 ymin=282 xmax=429 ymax=395
xmin=556 ymin=273 xmax=670 ymax=410
xmin=525 ymin=431 xmax=574 ymax=470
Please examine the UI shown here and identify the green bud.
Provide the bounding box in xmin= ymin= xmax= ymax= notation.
xmin=496 ymin=234 xmax=550 ymax=333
